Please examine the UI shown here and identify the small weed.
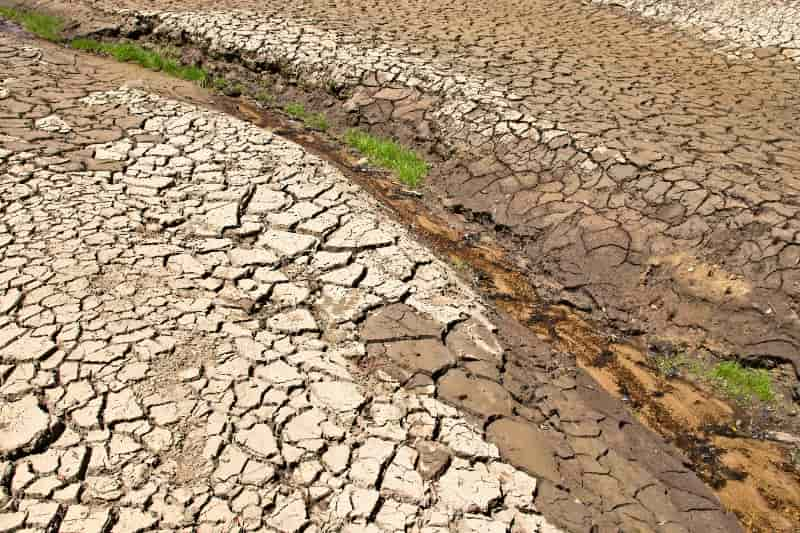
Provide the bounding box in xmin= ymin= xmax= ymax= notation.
xmin=305 ymin=113 xmax=329 ymax=132
xmin=284 ymin=102 xmax=307 ymax=119
xmin=255 ymin=90 xmax=274 ymax=105
xmin=70 ymin=39 xmax=208 ymax=83
xmin=344 ymin=129 xmax=428 ymax=187
xmin=153 ymin=44 xmax=181 ymax=59
xmin=222 ymin=82 xmax=244 ymax=97
xmin=284 ymin=102 xmax=329 ymax=132
xmin=0 ymin=6 xmax=63 ymax=41
xmin=707 ymin=361 xmax=775 ymax=403
xmin=651 ymin=353 xmax=687 ymax=379
xmin=211 ymin=77 xmax=228 ymax=91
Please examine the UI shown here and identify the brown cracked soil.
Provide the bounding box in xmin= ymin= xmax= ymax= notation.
xmin=4 ymin=1 xmax=800 ymax=531
xmin=227 ymin=99 xmax=800 ymax=532
xmin=21 ymin=0 xmax=800 ymax=364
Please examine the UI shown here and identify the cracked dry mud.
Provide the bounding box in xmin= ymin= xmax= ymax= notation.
xmin=0 ymin=19 xmax=756 ymax=533
xmin=32 ymin=0 xmax=800 ymax=375
xmin=0 ymin=36 xmax=567 ymax=533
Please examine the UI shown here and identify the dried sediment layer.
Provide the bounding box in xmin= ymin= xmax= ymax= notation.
xmin=118 ymin=9 xmax=800 ymax=373
xmin=129 ymin=9 xmax=560 ymax=161
xmin=0 ymin=37 xmax=560 ymax=533
xmin=0 ymin=33 xmax=741 ymax=532
xmin=590 ymin=0 xmax=800 ymax=63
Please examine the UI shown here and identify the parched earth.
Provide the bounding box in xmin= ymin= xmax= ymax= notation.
xmin=589 ymin=0 xmax=800 ymax=59
xmin=0 ymin=26 xmax=754 ymax=533
xmin=5 ymin=0 xmax=800 ymax=531
xmin=18 ymin=0 xmax=800 ymax=376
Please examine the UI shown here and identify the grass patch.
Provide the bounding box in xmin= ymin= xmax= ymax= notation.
xmin=284 ymin=102 xmax=306 ymax=119
xmin=69 ymin=38 xmax=208 ymax=82
xmin=649 ymin=349 xmax=775 ymax=404
xmin=651 ymin=352 xmax=688 ymax=379
xmin=210 ymin=76 xmax=229 ymax=91
xmin=708 ymin=361 xmax=775 ymax=403
xmin=0 ymin=6 xmax=63 ymax=41
xmin=208 ymin=77 xmax=243 ymax=97
xmin=283 ymin=102 xmax=329 ymax=132
xmin=345 ymin=129 xmax=428 ymax=187
xmin=255 ymin=90 xmax=274 ymax=105
xmin=451 ymin=256 xmax=470 ymax=273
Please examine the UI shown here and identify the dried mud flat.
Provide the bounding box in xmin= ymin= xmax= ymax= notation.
xmin=0 ymin=32 xmax=571 ymax=533
xmin=1 ymin=1 xmax=800 ymax=532
xmin=29 ymin=0 xmax=800 ymax=370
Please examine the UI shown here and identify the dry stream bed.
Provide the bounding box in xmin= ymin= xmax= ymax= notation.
xmin=145 ymin=51 xmax=800 ymax=532
xmin=3 ymin=6 xmax=800 ymax=531
xmin=207 ymin=37 xmax=800 ymax=533
xmin=233 ymin=96 xmax=800 ymax=532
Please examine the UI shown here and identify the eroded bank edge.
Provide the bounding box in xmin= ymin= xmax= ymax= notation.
xmin=588 ymin=0 xmax=800 ymax=64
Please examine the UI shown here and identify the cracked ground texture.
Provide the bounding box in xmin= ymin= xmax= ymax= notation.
xmin=0 ymin=36 xmax=566 ymax=533
xmin=25 ymin=0 xmax=800 ymax=375
xmin=0 ymin=23 xmax=746 ymax=533
xmin=589 ymin=0 xmax=800 ymax=62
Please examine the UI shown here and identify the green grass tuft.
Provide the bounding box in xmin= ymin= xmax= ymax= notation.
xmin=69 ymin=39 xmax=208 ymax=82
xmin=255 ymin=90 xmax=274 ymax=105
xmin=210 ymin=76 xmax=229 ymax=91
xmin=284 ymin=103 xmax=329 ymax=132
xmin=708 ymin=361 xmax=775 ymax=403
xmin=0 ymin=6 xmax=63 ymax=41
xmin=344 ymin=129 xmax=428 ymax=187
xmin=284 ymin=102 xmax=306 ymax=119
xmin=305 ymin=113 xmax=329 ymax=132
xmin=649 ymin=349 xmax=776 ymax=404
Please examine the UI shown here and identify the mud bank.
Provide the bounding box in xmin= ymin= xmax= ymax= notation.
xmin=224 ymin=96 xmax=800 ymax=531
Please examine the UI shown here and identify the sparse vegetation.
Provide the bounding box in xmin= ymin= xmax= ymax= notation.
xmin=284 ymin=102 xmax=306 ymax=119
xmin=650 ymin=349 xmax=775 ymax=404
xmin=344 ymin=129 xmax=428 ymax=187
xmin=70 ymin=39 xmax=208 ymax=82
xmin=222 ymin=81 xmax=244 ymax=97
xmin=651 ymin=352 xmax=689 ymax=379
xmin=0 ymin=7 xmax=211 ymax=84
xmin=208 ymin=76 xmax=228 ymax=91
xmin=708 ymin=361 xmax=775 ymax=403
xmin=255 ymin=90 xmax=274 ymax=105
xmin=0 ymin=7 xmax=429 ymax=189
xmin=284 ymin=103 xmax=329 ymax=131
xmin=0 ymin=6 xmax=63 ymax=41
xmin=451 ymin=256 xmax=469 ymax=272
xmin=306 ymin=114 xmax=330 ymax=131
